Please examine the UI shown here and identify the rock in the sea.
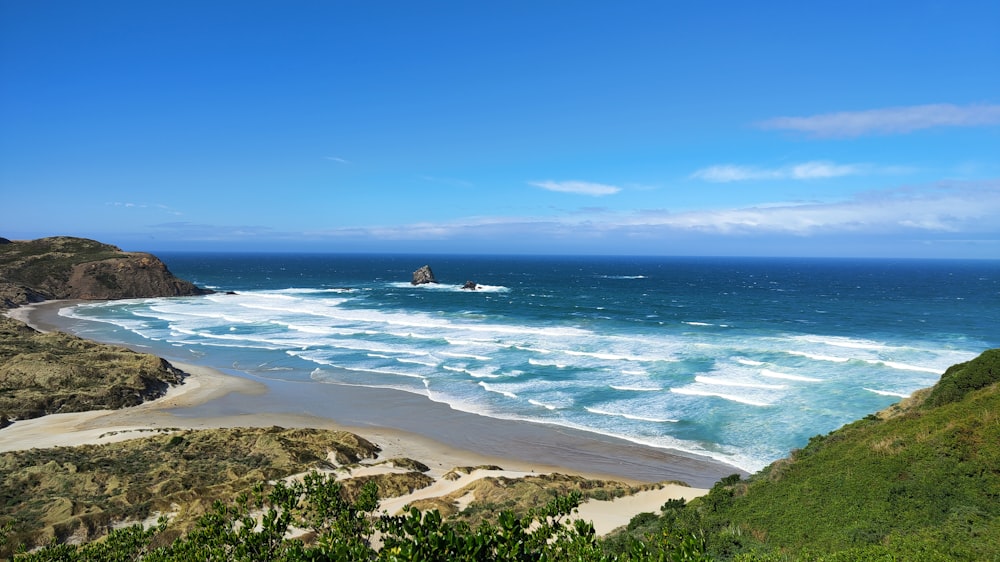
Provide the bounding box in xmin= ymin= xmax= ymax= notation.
xmin=411 ymin=265 xmax=437 ymax=285
xmin=462 ymin=280 xmax=478 ymax=290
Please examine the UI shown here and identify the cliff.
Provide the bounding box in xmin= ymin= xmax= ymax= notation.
xmin=0 ymin=236 xmax=210 ymax=309
xmin=0 ymin=236 xmax=212 ymax=422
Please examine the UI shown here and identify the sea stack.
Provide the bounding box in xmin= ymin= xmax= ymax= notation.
xmin=411 ymin=265 xmax=437 ymax=285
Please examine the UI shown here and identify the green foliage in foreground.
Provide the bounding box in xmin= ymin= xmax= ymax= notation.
xmin=9 ymin=473 xmax=709 ymax=561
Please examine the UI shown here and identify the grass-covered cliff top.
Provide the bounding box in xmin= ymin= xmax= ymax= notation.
xmin=0 ymin=236 xmax=209 ymax=306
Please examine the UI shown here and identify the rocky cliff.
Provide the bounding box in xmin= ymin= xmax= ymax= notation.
xmin=0 ymin=236 xmax=211 ymax=309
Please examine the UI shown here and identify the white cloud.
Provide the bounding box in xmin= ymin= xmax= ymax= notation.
xmin=691 ymin=161 xmax=864 ymax=182
xmin=628 ymin=182 xmax=1000 ymax=235
xmin=308 ymin=181 xmax=1000 ymax=242
xmin=325 ymin=156 xmax=351 ymax=164
xmin=758 ymin=103 xmax=1000 ymax=138
xmin=108 ymin=202 xmax=182 ymax=216
xmin=529 ymin=180 xmax=621 ymax=196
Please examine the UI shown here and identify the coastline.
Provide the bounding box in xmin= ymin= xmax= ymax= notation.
xmin=4 ymin=299 xmax=741 ymax=488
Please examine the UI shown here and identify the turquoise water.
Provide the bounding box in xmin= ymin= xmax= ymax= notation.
xmin=62 ymin=254 xmax=1000 ymax=471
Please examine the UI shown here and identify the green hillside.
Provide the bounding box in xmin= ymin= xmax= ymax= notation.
xmin=609 ymin=349 xmax=1000 ymax=561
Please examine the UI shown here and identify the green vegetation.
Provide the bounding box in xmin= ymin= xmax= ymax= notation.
xmin=0 ymin=235 xmax=208 ymax=306
xmin=2 ymin=337 xmax=998 ymax=561
xmin=604 ymin=347 xmax=1000 ymax=561
xmin=420 ymin=472 xmax=648 ymax=524
xmin=0 ymin=237 xmax=124 ymax=293
xmin=0 ymin=427 xmax=382 ymax=556
xmin=0 ymin=316 xmax=185 ymax=420
xmin=2 ymin=236 xmax=998 ymax=559
xmin=924 ymin=348 xmax=1000 ymax=407
xmin=8 ymin=474 xmax=628 ymax=561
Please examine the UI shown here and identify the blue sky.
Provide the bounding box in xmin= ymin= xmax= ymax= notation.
xmin=2 ymin=1 xmax=998 ymax=258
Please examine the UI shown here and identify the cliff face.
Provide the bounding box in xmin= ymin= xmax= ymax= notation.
xmin=0 ymin=236 xmax=211 ymax=308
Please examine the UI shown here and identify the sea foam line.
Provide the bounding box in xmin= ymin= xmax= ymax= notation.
xmin=695 ymin=376 xmax=786 ymax=390
xmin=609 ymin=384 xmax=661 ymax=392
xmin=785 ymin=350 xmax=850 ymax=363
xmin=670 ymin=387 xmax=772 ymax=407
xmin=863 ymin=387 xmax=911 ymax=398
xmin=794 ymin=335 xmax=888 ymax=351
xmin=585 ymin=407 xmax=678 ymax=423
xmin=440 ymin=351 xmax=491 ymax=361
xmin=478 ymin=381 xmax=518 ymax=399
xmin=863 ymin=359 xmax=941 ymax=374
xmin=528 ymin=399 xmax=558 ymax=410
xmin=759 ymin=369 xmax=822 ymax=382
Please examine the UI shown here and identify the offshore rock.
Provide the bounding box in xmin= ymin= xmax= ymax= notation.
xmin=462 ymin=280 xmax=478 ymax=290
xmin=411 ymin=265 xmax=437 ymax=285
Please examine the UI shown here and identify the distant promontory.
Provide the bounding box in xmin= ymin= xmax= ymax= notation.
xmin=0 ymin=236 xmax=212 ymax=309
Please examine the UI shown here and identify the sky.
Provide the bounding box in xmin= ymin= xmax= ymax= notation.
xmin=2 ymin=1 xmax=999 ymax=258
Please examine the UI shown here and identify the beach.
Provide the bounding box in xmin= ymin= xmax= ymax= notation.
xmin=1 ymin=299 xmax=735 ymax=532
xmin=7 ymin=299 xmax=737 ymax=486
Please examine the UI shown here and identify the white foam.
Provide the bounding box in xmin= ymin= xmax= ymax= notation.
xmin=585 ymin=407 xmax=678 ymax=423
xmin=862 ymin=359 xmax=941 ymax=374
xmin=794 ymin=335 xmax=888 ymax=351
xmin=760 ymin=369 xmax=822 ymax=382
xmin=863 ymin=387 xmax=910 ymax=398
xmin=694 ymin=376 xmax=786 ymax=390
xmin=390 ymin=281 xmax=509 ymax=293
xmin=396 ymin=357 xmax=439 ymax=367
xmin=670 ymin=387 xmax=773 ymax=407
xmin=562 ymin=349 xmax=648 ymax=362
xmin=683 ymin=321 xmax=713 ymax=327
xmin=528 ymin=358 xmax=568 ymax=369
xmin=528 ymin=399 xmax=558 ymax=410
xmin=785 ymin=350 xmax=850 ymax=363
xmin=478 ymin=381 xmax=518 ymax=399
xmin=440 ymin=351 xmax=491 ymax=361
xmin=609 ymin=385 xmax=661 ymax=392
xmin=735 ymin=357 xmax=764 ymax=366
xmin=466 ymin=368 xmax=503 ymax=379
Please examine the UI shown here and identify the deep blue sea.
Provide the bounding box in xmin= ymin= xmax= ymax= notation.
xmin=61 ymin=254 xmax=1000 ymax=472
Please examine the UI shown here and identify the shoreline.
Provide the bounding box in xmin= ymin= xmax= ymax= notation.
xmin=4 ymin=299 xmax=742 ymax=488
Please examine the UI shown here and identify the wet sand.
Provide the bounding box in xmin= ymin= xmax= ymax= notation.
xmin=6 ymin=300 xmax=743 ymax=487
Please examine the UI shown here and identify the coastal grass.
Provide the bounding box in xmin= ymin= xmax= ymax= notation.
xmin=0 ymin=237 xmax=124 ymax=292
xmin=0 ymin=316 xmax=185 ymax=421
xmin=0 ymin=427 xmax=381 ymax=556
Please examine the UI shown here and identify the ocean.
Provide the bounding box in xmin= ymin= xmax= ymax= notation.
xmin=60 ymin=254 xmax=1000 ymax=472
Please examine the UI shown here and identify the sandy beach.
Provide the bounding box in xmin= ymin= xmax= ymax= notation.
xmin=2 ymin=300 xmax=733 ymax=533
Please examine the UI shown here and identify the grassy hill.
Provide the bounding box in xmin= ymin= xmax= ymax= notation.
xmin=0 ymin=316 xmax=187 ymax=423
xmin=608 ymin=349 xmax=1000 ymax=560
xmin=0 ymin=236 xmax=209 ymax=306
